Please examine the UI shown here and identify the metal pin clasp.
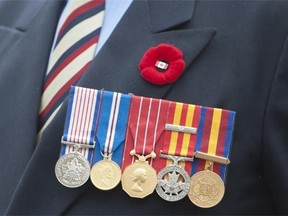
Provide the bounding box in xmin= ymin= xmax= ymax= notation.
xmin=165 ymin=124 xmax=197 ymax=134
xmin=100 ymin=151 xmax=113 ymax=160
xmin=61 ymin=137 xmax=95 ymax=150
xmin=206 ymin=161 xmax=214 ymax=171
xmin=159 ymin=151 xmax=194 ymax=165
xmin=194 ymin=151 xmax=230 ymax=165
xmin=130 ymin=149 xmax=156 ymax=163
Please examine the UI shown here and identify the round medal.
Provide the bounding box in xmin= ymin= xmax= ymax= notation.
xmin=121 ymin=162 xmax=157 ymax=198
xmin=55 ymin=152 xmax=90 ymax=188
xmin=188 ymin=170 xmax=225 ymax=208
xmin=156 ymin=165 xmax=190 ymax=202
xmin=90 ymin=159 xmax=121 ymax=190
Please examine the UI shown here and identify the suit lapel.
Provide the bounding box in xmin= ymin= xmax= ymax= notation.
xmin=1 ymin=0 xmax=65 ymax=214
xmin=148 ymin=0 xmax=196 ymax=33
xmin=6 ymin=0 xmax=216 ymax=214
xmin=77 ymin=0 xmax=216 ymax=98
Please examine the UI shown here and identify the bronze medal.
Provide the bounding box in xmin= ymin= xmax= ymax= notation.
xmin=90 ymin=158 xmax=121 ymax=190
xmin=122 ymin=161 xmax=157 ymax=198
xmin=188 ymin=170 xmax=225 ymax=208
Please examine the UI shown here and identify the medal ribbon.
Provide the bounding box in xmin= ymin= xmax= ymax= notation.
xmin=122 ymin=96 xmax=169 ymax=170
xmin=60 ymin=86 xmax=101 ymax=164
xmin=191 ymin=107 xmax=236 ymax=181
xmin=159 ymin=102 xmax=201 ymax=173
xmin=93 ymin=91 xmax=131 ymax=166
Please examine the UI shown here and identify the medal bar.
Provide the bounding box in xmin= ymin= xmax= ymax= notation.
xmin=55 ymin=86 xmax=101 ymax=188
xmin=156 ymin=102 xmax=201 ymax=202
xmin=55 ymin=86 xmax=237 ymax=208
xmin=61 ymin=137 xmax=95 ymax=149
xmin=90 ymin=91 xmax=131 ymax=191
xmin=121 ymin=97 xmax=169 ymax=198
xmin=165 ymin=123 xmax=197 ymax=134
xmin=188 ymin=107 xmax=236 ymax=208
xmin=159 ymin=151 xmax=194 ymax=163
xmin=194 ymin=151 xmax=230 ymax=165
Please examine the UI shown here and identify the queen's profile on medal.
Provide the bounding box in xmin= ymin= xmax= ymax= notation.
xmin=98 ymin=164 xmax=113 ymax=186
xmin=132 ymin=168 xmax=147 ymax=192
xmin=90 ymin=159 xmax=122 ymax=190
xmin=121 ymin=151 xmax=157 ymax=198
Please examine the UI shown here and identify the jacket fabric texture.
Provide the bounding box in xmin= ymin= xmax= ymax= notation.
xmin=0 ymin=0 xmax=288 ymax=214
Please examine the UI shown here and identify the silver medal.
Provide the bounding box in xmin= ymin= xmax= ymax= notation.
xmin=55 ymin=152 xmax=90 ymax=188
xmin=156 ymin=152 xmax=193 ymax=202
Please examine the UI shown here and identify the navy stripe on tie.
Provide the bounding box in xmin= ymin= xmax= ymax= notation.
xmin=54 ymin=3 xmax=105 ymax=48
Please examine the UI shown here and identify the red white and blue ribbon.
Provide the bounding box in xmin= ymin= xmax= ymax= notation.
xmin=92 ymin=91 xmax=131 ymax=166
xmin=60 ymin=86 xmax=102 ymax=164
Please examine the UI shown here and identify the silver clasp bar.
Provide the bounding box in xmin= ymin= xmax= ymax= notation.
xmin=61 ymin=137 xmax=95 ymax=149
xmin=194 ymin=151 xmax=230 ymax=165
xmin=165 ymin=124 xmax=197 ymax=134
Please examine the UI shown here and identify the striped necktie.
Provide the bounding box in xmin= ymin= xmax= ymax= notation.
xmin=38 ymin=0 xmax=105 ymax=134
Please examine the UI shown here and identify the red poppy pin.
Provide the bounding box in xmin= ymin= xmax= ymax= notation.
xmin=139 ymin=43 xmax=185 ymax=85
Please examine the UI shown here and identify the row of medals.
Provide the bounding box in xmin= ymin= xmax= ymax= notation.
xmin=55 ymin=147 xmax=226 ymax=208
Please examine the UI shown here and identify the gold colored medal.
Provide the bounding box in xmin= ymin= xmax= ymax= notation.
xmin=121 ymin=150 xmax=157 ymax=198
xmin=90 ymin=157 xmax=121 ymax=190
xmin=188 ymin=169 xmax=225 ymax=208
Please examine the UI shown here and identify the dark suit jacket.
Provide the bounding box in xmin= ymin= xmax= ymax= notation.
xmin=1 ymin=0 xmax=288 ymax=214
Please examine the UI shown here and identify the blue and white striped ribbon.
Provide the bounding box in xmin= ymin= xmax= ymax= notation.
xmin=93 ymin=91 xmax=131 ymax=166
xmin=60 ymin=86 xmax=102 ymax=164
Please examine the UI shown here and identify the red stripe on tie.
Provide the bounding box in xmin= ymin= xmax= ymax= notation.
xmin=57 ymin=0 xmax=105 ymax=39
xmin=44 ymin=35 xmax=99 ymax=91
xmin=40 ymin=61 xmax=92 ymax=121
